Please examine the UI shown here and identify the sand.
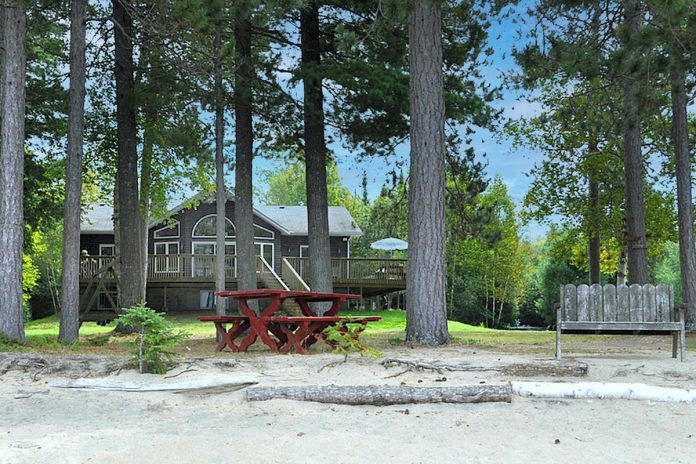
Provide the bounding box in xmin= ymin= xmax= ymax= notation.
xmin=1 ymin=346 xmax=695 ymax=464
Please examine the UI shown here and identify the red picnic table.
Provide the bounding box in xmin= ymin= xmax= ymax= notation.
xmin=197 ymin=289 xmax=380 ymax=354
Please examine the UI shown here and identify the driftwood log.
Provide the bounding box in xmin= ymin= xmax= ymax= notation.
xmin=381 ymin=358 xmax=588 ymax=378
xmin=246 ymin=384 xmax=512 ymax=405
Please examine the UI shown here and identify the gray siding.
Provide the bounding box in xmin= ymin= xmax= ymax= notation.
xmin=281 ymin=236 xmax=350 ymax=258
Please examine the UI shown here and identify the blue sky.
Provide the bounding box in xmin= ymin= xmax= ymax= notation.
xmin=251 ymin=3 xmax=550 ymax=239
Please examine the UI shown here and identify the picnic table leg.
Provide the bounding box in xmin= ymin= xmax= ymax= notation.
xmin=214 ymin=322 xmax=232 ymax=352
xmin=238 ymin=297 xmax=281 ymax=352
xmin=213 ymin=320 xmax=249 ymax=352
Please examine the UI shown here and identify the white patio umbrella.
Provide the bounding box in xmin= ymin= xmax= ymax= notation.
xmin=370 ymin=238 xmax=408 ymax=257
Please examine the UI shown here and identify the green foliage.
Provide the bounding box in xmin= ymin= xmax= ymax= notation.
xmin=115 ymin=304 xmax=189 ymax=374
xmin=323 ymin=324 xmax=382 ymax=361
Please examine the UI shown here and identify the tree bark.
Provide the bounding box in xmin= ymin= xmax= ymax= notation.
xmin=620 ymin=0 xmax=649 ymax=284
xmin=300 ymin=1 xmax=334 ymax=307
xmin=671 ymin=58 xmax=696 ymax=331
xmin=0 ymin=1 xmax=26 ymax=341
xmin=588 ymin=179 xmax=601 ymax=284
xmin=406 ymin=0 xmax=450 ymax=345
xmin=139 ymin=123 xmax=152 ymax=301
xmin=213 ymin=25 xmax=227 ymax=316
xmin=59 ymin=0 xmax=87 ymax=343
xmin=234 ymin=15 xmax=257 ymax=298
xmin=247 ymin=385 xmax=512 ymax=405
xmin=113 ymin=0 xmax=143 ymax=310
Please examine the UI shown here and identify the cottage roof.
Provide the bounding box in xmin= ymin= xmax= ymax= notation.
xmin=81 ymin=200 xmax=362 ymax=237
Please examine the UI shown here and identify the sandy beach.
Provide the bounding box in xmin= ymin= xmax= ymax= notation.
xmin=1 ymin=343 xmax=695 ymax=464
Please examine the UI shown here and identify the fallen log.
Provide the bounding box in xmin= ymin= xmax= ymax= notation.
xmin=380 ymin=358 xmax=588 ymax=378
xmin=247 ymin=384 xmax=512 ymax=405
xmin=380 ymin=358 xmax=497 ymax=374
xmin=50 ymin=375 xmax=258 ymax=393
xmin=511 ymin=381 xmax=696 ymax=403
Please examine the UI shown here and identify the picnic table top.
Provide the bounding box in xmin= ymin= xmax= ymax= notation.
xmin=214 ymin=289 xmax=361 ymax=301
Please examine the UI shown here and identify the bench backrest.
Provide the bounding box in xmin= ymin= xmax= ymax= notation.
xmin=560 ymin=284 xmax=674 ymax=323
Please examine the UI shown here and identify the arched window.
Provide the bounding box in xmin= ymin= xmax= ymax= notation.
xmin=192 ymin=215 xmax=235 ymax=238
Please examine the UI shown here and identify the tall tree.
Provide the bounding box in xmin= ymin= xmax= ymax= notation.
xmin=113 ymin=0 xmax=143 ymax=309
xmin=300 ymin=1 xmax=333 ymax=301
xmin=406 ymin=0 xmax=449 ymax=345
xmin=234 ymin=9 xmax=257 ymax=296
xmin=213 ymin=21 xmax=227 ymax=316
xmin=620 ymin=0 xmax=650 ymax=284
xmin=59 ymin=0 xmax=88 ymax=343
xmin=0 ymin=1 xmax=27 ymax=341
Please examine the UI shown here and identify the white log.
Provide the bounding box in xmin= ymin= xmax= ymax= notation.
xmin=49 ymin=375 xmax=257 ymax=393
xmin=511 ymin=381 xmax=696 ymax=403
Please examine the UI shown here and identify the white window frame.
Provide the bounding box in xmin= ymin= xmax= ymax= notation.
xmin=153 ymin=220 xmax=180 ymax=239
xmin=153 ymin=241 xmax=180 ymax=273
xmin=255 ymin=242 xmax=275 ymax=269
xmin=299 ymin=245 xmax=309 ymax=277
xmin=191 ymin=241 xmax=236 ymax=277
xmin=192 ymin=214 xmax=235 ymax=238
xmin=253 ymin=224 xmax=275 ymax=240
xmin=99 ymin=244 xmax=115 ymax=256
xmin=98 ymin=244 xmax=116 ymax=269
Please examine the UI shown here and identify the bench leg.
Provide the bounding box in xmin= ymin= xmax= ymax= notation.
xmin=680 ymin=307 xmax=686 ymax=362
xmin=555 ymin=304 xmax=562 ymax=360
xmin=672 ymin=332 xmax=678 ymax=359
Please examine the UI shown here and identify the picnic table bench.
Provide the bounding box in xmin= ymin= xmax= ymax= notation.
xmin=556 ymin=283 xmax=686 ymax=361
xmin=198 ymin=290 xmax=380 ymax=354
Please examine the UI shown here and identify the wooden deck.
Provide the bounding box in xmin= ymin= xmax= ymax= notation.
xmin=79 ymin=255 xmax=406 ymax=289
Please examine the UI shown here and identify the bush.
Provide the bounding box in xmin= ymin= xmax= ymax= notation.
xmin=115 ymin=304 xmax=189 ymax=374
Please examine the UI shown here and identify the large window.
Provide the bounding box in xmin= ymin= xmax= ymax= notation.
xmin=255 ymin=243 xmax=274 ymax=268
xmin=191 ymin=242 xmax=236 ymax=278
xmin=192 ymin=215 xmax=235 ymax=238
xmin=153 ymin=242 xmax=179 ymax=273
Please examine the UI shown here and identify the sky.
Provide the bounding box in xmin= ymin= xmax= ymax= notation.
xmin=250 ymin=2 xmax=550 ymax=240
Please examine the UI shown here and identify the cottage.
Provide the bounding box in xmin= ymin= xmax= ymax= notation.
xmin=79 ymin=195 xmax=406 ymax=319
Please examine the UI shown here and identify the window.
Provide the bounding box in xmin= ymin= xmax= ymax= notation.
xmin=154 ymin=221 xmax=180 ymax=239
xmin=99 ymin=244 xmax=115 ymax=256
xmin=153 ymin=242 xmax=179 ymax=273
xmin=98 ymin=244 xmax=115 ymax=268
xmin=192 ymin=215 xmax=235 ymax=238
xmin=191 ymin=242 xmax=236 ymax=278
xmin=254 ymin=224 xmax=274 ymax=239
xmin=255 ymin=243 xmax=274 ymax=269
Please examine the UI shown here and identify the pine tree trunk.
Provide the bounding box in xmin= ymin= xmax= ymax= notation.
xmin=0 ymin=1 xmax=26 ymax=341
xmin=620 ymin=0 xmax=649 ymax=284
xmin=59 ymin=0 xmax=87 ymax=343
xmin=588 ymin=174 xmax=601 ymax=284
xmin=300 ymin=1 xmax=333 ymax=306
xmin=113 ymin=0 xmax=143 ymax=310
xmin=213 ymin=25 xmax=227 ymax=316
xmin=406 ymin=0 xmax=450 ymax=345
xmin=234 ymin=16 xmax=257 ymax=297
xmin=139 ymin=124 xmax=152 ymax=301
xmin=671 ymin=58 xmax=696 ymax=331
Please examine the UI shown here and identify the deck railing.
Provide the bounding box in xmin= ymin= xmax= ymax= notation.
xmin=80 ymin=255 xmax=407 ymax=286
xmin=283 ymin=257 xmax=407 ymax=284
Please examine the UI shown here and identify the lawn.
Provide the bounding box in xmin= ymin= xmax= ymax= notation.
xmin=5 ymin=310 xmax=694 ymax=355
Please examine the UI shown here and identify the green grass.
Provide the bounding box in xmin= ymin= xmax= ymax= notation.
xmin=6 ymin=310 xmax=693 ymax=355
xmin=342 ymin=310 xmax=495 ymax=333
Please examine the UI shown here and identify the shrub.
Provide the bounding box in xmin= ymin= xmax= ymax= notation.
xmin=115 ymin=304 xmax=189 ymax=374
xmin=323 ymin=324 xmax=382 ymax=362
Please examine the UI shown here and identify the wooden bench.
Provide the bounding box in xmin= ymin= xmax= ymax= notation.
xmin=556 ymin=284 xmax=686 ymax=361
